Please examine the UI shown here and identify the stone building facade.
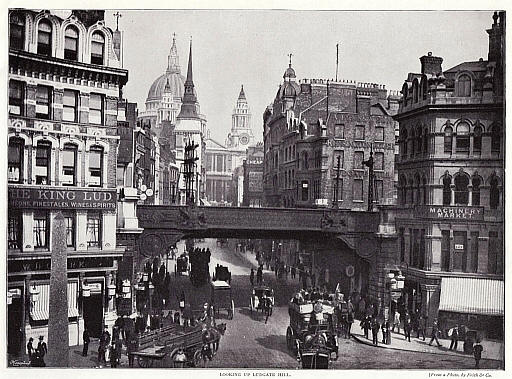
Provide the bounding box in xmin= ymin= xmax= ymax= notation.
xmin=7 ymin=9 xmax=129 ymax=355
xmin=242 ymin=143 xmax=264 ymax=207
xmin=393 ymin=12 xmax=504 ymax=338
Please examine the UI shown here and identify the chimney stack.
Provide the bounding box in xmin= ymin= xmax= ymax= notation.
xmin=420 ymin=52 xmax=443 ymax=75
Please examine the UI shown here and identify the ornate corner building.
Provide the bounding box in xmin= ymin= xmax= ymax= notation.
xmin=393 ymin=12 xmax=504 ymax=338
xmin=7 ymin=9 xmax=129 ymax=354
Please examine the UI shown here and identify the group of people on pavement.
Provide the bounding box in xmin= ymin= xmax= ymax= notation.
xmin=26 ymin=335 xmax=47 ymax=367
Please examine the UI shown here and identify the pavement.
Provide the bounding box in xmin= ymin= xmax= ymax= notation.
xmin=350 ymin=319 xmax=504 ymax=364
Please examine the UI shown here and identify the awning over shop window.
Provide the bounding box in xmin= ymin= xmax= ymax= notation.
xmin=30 ymin=281 xmax=79 ymax=321
xmin=439 ymin=277 xmax=504 ymax=316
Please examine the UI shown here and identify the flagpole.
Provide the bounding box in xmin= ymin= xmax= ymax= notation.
xmin=335 ymin=43 xmax=339 ymax=82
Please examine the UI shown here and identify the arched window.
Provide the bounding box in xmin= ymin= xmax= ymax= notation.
xmin=410 ymin=129 xmax=415 ymax=156
xmin=423 ymin=128 xmax=428 ymax=153
xmin=473 ymin=125 xmax=482 ymax=153
xmin=444 ymin=126 xmax=453 ymax=154
xmin=491 ymin=125 xmax=501 ymax=152
xmin=37 ymin=19 xmax=52 ymax=56
xmin=489 ymin=176 xmax=499 ymax=209
xmin=91 ymin=31 xmax=105 ymax=65
xmin=415 ymin=173 xmax=421 ymax=204
xmin=9 ymin=12 xmax=25 ymax=50
xmin=422 ymin=176 xmax=428 ymax=205
xmin=417 ymin=128 xmax=422 ymax=154
xmin=454 ymin=174 xmax=469 ymax=205
xmin=442 ymin=176 xmax=451 ymax=206
xmin=456 ymin=122 xmax=470 ymax=152
xmin=62 ymin=143 xmax=78 ymax=186
xmin=472 ymin=176 xmax=481 ymax=206
xmin=413 ymin=81 xmax=418 ymax=103
xmin=8 ymin=137 xmax=24 ymax=183
xmin=64 ymin=25 xmax=79 ymax=61
xmin=402 ymin=129 xmax=408 ymax=156
xmin=408 ymin=178 xmax=414 ymax=204
xmin=457 ymin=75 xmax=471 ymax=97
xmin=89 ymin=145 xmax=104 ymax=187
xmin=35 ymin=141 xmax=52 ymax=185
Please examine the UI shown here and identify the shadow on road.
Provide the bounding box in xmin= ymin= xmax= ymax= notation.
xmin=254 ymin=334 xmax=291 ymax=357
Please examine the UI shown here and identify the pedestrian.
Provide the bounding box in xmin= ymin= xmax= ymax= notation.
xmin=404 ymin=313 xmax=412 ymax=342
xmin=98 ymin=326 xmax=111 ymax=364
xmin=82 ymin=328 xmax=90 ymax=356
xmin=371 ymin=318 xmax=380 ymax=346
xmin=381 ymin=321 xmax=388 ymax=344
xmin=417 ymin=315 xmax=426 ymax=341
xmin=291 ymin=266 xmax=296 ymax=279
xmin=173 ymin=348 xmax=187 ymax=368
xmin=361 ymin=316 xmax=370 ymax=339
xmin=429 ymin=318 xmax=442 ymax=347
xmin=392 ymin=310 xmax=401 ymax=334
xmin=179 ymin=290 xmax=186 ymax=314
xmin=183 ymin=303 xmax=192 ymax=328
xmin=111 ymin=338 xmax=122 ymax=368
xmin=473 ymin=339 xmax=483 ymax=369
xmin=347 ymin=300 xmax=354 ymax=337
xmin=256 ymin=265 xmax=263 ymax=285
xmin=250 ymin=268 xmax=255 ymax=286
xmin=126 ymin=332 xmax=137 ymax=368
xmin=449 ymin=325 xmax=459 ymax=351
xmin=37 ymin=335 xmax=48 ymax=358
xmin=201 ymin=343 xmax=213 ymax=367
xmin=27 ymin=337 xmax=34 ymax=360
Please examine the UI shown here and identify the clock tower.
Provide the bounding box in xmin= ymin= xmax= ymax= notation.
xmin=226 ymin=85 xmax=254 ymax=151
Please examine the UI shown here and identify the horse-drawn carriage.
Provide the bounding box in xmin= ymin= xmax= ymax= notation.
xmin=250 ymin=285 xmax=274 ymax=315
xmin=131 ymin=322 xmax=225 ymax=368
xmin=212 ymin=264 xmax=231 ymax=284
xmin=175 ymin=254 xmax=190 ymax=277
xmin=211 ymin=281 xmax=234 ymax=320
xmin=286 ymin=300 xmax=339 ymax=369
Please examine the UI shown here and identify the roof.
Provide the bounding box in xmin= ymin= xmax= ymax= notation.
xmin=205 ymin=138 xmax=227 ymax=150
xmin=445 ymin=60 xmax=489 ymax=73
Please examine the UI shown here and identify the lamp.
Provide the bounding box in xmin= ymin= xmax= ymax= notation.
xmin=82 ymin=281 xmax=91 ymax=298
xmin=108 ymin=283 xmax=117 ymax=297
xmin=396 ymin=273 xmax=405 ymax=289
xmin=29 ymin=284 xmax=40 ymax=303
xmin=142 ymin=273 xmax=149 ymax=282
xmin=122 ymin=280 xmax=131 ymax=299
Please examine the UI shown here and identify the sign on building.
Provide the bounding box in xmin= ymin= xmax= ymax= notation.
xmin=414 ymin=206 xmax=484 ymax=221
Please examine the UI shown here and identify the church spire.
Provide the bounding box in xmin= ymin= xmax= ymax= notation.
xmin=177 ymin=38 xmax=199 ymax=119
xmin=238 ymin=85 xmax=246 ymax=101
xmin=167 ymin=33 xmax=180 ymax=74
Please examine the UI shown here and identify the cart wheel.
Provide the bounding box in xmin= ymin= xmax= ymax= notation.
xmin=137 ymin=356 xmax=153 ymax=368
xmin=228 ymin=300 xmax=234 ymax=320
xmin=193 ymin=349 xmax=202 ymax=367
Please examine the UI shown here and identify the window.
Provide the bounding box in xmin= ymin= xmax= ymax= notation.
xmin=410 ymin=129 xmax=416 ymax=156
xmin=8 ymin=212 xmax=21 ymax=249
xmin=35 ymin=141 xmax=51 ymax=185
xmin=416 ymin=128 xmax=422 ymax=154
xmin=9 ymin=80 xmax=24 ymax=115
xmin=89 ymin=93 xmax=104 ymax=124
xmin=353 ymin=179 xmax=363 ymax=201
xmin=457 ymin=75 xmax=471 ymax=97
xmin=375 ymin=179 xmax=383 ymax=203
xmin=64 ymin=213 xmax=75 ymax=248
xmin=64 ymin=26 xmax=79 ymax=60
xmin=487 ymin=231 xmax=498 ymax=274
xmin=302 ymin=152 xmax=308 ymax=170
xmin=456 ymin=122 xmax=470 ymax=152
xmin=217 ymin=155 xmax=224 ymax=172
xmin=374 ymin=152 xmax=384 ymax=171
xmin=402 ymin=129 xmax=408 ymax=156
xmin=301 ymin=181 xmax=308 ymax=201
xmin=89 ymin=146 xmax=103 ymax=187
xmin=37 ymin=20 xmax=52 ymax=56
xmin=375 ymin=126 xmax=384 ymax=142
xmin=453 ymin=231 xmax=467 ymax=272
xmin=441 ymin=230 xmax=451 ymax=271
xmin=444 ymin=126 xmax=453 ymax=153
xmin=489 ymin=176 xmax=499 ymax=209
xmin=491 ymin=125 xmax=500 ymax=152
xmin=91 ymin=32 xmax=105 ymax=65
xmin=63 ymin=89 xmax=78 ymax=122
xmin=9 ymin=13 xmax=25 ymax=50
xmin=62 ymin=144 xmax=77 ymax=186
xmin=422 ymin=177 xmax=427 ymax=205
xmin=399 ymin=228 xmax=405 ymax=262
xmin=442 ymin=176 xmax=451 ymax=206
xmin=33 ymin=212 xmax=49 ymax=249
xmin=333 ymin=150 xmax=344 ymax=169
xmin=472 ymin=177 xmax=481 ymax=206
xmin=354 ymin=151 xmax=364 ymax=170
xmin=87 ymin=213 xmax=101 ymax=248
xmin=36 ymin=85 xmax=51 ymax=119
xmin=423 ymin=128 xmax=428 ymax=153
xmin=335 ymin=123 xmax=345 ymax=139
xmin=355 ymin=125 xmax=365 ymax=140
xmin=8 ymin=138 xmax=23 ymax=183
xmin=469 ymin=232 xmax=479 ymax=273
xmin=333 ymin=178 xmax=343 ymax=201
xmin=473 ymin=125 xmax=482 ymax=152
xmin=454 ymin=175 xmax=469 ymax=205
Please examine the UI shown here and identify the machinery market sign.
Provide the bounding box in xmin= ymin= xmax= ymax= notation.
xmin=414 ymin=206 xmax=484 ymax=220
xmin=8 ymin=187 xmax=117 ymax=210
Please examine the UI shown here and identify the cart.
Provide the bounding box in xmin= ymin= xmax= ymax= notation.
xmin=286 ymin=300 xmax=338 ymax=368
xmin=250 ymin=285 xmax=274 ymax=315
xmin=212 ymin=265 xmax=231 ymax=284
xmin=211 ymin=281 xmax=234 ymax=320
xmin=175 ymin=254 xmax=190 ymax=277
xmin=131 ymin=323 xmax=204 ymax=368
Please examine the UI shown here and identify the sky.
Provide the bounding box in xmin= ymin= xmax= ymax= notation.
xmin=100 ymin=10 xmax=493 ymax=144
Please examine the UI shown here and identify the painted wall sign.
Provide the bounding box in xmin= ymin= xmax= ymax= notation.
xmin=327 ymin=139 xmax=395 ymax=151
xmin=414 ymin=206 xmax=484 ymax=220
xmin=8 ymin=257 xmax=114 ymax=273
xmin=8 ymin=187 xmax=117 ymax=210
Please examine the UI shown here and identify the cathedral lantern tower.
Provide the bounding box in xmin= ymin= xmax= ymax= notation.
xmin=226 ymin=85 xmax=254 ymax=151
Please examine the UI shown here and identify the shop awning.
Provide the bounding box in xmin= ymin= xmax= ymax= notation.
xmin=30 ymin=281 xmax=79 ymax=321
xmin=439 ymin=277 xmax=504 ymax=316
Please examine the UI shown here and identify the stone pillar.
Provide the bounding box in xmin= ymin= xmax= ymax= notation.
xmin=468 ymin=185 xmax=473 ymax=206
xmin=76 ymin=211 xmax=88 ymax=251
xmin=450 ymin=184 xmax=455 ymax=205
xmin=47 ymin=212 xmax=69 ymax=367
xmin=421 ymin=283 xmax=439 ymax=331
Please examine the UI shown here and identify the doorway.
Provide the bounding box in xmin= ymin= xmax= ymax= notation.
xmin=7 ymin=296 xmax=23 ymax=356
xmin=83 ymin=294 xmax=103 ymax=338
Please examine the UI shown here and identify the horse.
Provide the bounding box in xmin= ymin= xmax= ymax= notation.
xmin=202 ymin=323 xmax=226 ymax=353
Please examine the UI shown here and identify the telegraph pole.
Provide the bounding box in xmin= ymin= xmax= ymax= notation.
xmin=363 ymin=144 xmax=375 ymax=211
